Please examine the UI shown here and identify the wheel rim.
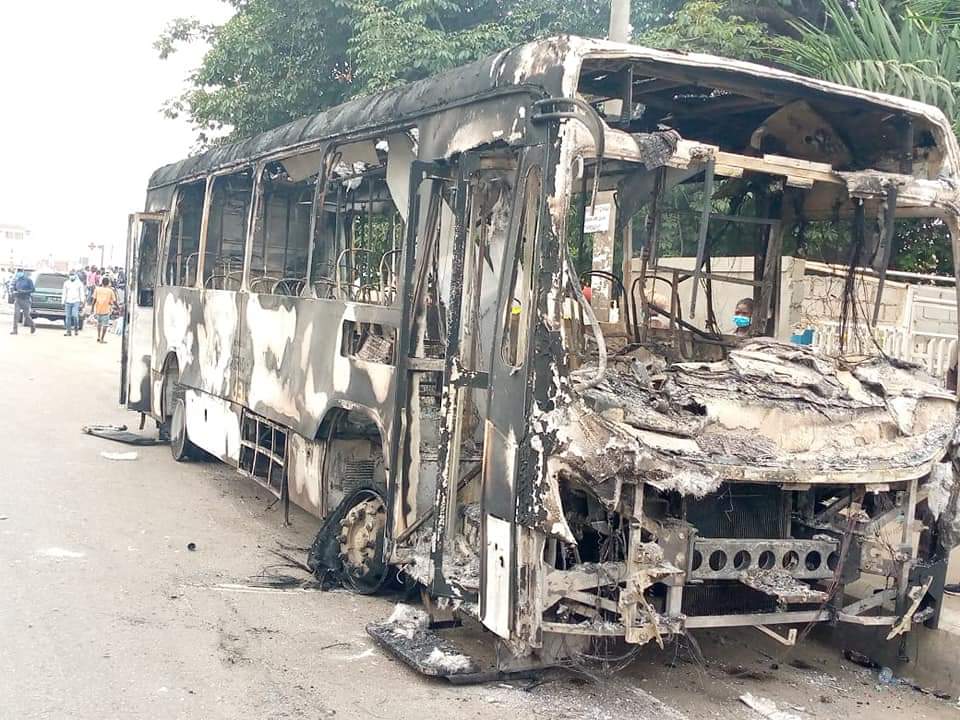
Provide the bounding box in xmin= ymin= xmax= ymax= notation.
xmin=337 ymin=491 xmax=388 ymax=594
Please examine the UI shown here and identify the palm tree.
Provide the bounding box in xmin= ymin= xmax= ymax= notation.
xmin=776 ymin=0 xmax=960 ymax=132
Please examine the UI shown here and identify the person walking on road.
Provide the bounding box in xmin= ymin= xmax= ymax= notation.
xmin=85 ymin=266 xmax=99 ymax=317
xmin=10 ymin=270 xmax=36 ymax=335
xmin=62 ymin=272 xmax=85 ymax=336
xmin=92 ymin=276 xmax=117 ymax=344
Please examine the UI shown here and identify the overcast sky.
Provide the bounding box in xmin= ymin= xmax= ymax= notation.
xmin=0 ymin=0 xmax=233 ymax=265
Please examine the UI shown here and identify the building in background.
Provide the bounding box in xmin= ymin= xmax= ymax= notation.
xmin=0 ymin=223 xmax=31 ymax=269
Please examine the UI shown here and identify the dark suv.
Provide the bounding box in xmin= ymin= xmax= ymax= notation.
xmin=29 ymin=272 xmax=71 ymax=325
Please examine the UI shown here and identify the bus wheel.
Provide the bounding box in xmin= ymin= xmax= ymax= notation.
xmin=338 ymin=490 xmax=388 ymax=594
xmin=170 ymin=396 xmax=198 ymax=462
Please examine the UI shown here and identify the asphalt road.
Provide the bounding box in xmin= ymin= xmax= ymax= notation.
xmin=1 ymin=309 xmax=957 ymax=720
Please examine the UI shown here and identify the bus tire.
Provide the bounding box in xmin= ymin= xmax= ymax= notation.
xmin=337 ymin=487 xmax=390 ymax=595
xmin=170 ymin=395 xmax=198 ymax=462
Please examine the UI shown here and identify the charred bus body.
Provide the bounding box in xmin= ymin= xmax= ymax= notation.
xmin=124 ymin=37 xmax=960 ymax=673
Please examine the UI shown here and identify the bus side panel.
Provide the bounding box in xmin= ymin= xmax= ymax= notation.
xmin=151 ymin=286 xmax=240 ymax=406
xmin=236 ymin=292 xmax=398 ymax=446
xmin=183 ymin=387 xmax=242 ymax=464
xmin=287 ymin=432 xmax=324 ymax=517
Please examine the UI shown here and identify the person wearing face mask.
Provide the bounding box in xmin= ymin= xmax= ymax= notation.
xmin=733 ymin=297 xmax=754 ymax=337
xmin=10 ymin=269 xmax=36 ymax=335
xmin=62 ymin=272 xmax=85 ymax=336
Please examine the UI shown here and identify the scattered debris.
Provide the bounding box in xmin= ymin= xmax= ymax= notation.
xmin=739 ymin=569 xmax=828 ymax=604
xmin=83 ymin=424 xmax=163 ymax=446
xmin=843 ymin=649 xmax=880 ymax=670
xmin=740 ymin=692 xmax=802 ymax=720
xmin=422 ymin=647 xmax=476 ymax=674
xmin=870 ymin=664 xmax=953 ymax=700
xmin=37 ymin=547 xmax=85 ymax=559
xmin=320 ymin=642 xmax=350 ymax=651
xmin=100 ymin=451 xmax=138 ymax=461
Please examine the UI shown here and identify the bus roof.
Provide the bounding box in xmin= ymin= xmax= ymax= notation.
xmin=148 ymin=35 xmax=959 ymax=190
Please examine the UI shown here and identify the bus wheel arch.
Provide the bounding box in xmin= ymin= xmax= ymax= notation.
xmin=308 ymin=406 xmax=391 ymax=594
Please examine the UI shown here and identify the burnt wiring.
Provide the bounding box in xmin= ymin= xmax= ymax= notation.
xmin=566 ymin=252 xmax=608 ymax=391
xmin=838 ymin=215 xmax=866 ymax=354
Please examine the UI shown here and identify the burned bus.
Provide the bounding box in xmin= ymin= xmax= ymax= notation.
xmin=123 ymin=36 xmax=960 ymax=675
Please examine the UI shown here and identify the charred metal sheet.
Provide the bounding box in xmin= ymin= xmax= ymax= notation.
xmin=738 ymin=570 xmax=829 ymax=604
xmin=367 ymin=604 xmax=480 ymax=678
xmin=690 ymin=537 xmax=839 ymax=581
xmin=573 ymin=339 xmax=955 ymax=485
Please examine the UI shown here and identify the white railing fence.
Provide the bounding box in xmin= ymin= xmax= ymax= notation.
xmin=810 ymin=320 xmax=957 ymax=382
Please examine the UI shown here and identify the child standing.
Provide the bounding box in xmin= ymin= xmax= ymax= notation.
xmin=92 ymin=276 xmax=117 ymax=344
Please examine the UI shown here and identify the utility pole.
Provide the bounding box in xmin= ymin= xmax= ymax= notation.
xmin=609 ymin=0 xmax=630 ymax=42
xmin=588 ymin=0 xmax=631 ymax=323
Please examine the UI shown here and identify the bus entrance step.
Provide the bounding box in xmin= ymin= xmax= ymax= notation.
xmin=367 ymin=619 xmax=481 ymax=679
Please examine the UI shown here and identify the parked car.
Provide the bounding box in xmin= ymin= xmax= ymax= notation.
xmin=29 ymin=271 xmax=81 ymax=328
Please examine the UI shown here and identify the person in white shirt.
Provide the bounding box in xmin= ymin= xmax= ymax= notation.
xmin=62 ymin=272 xmax=85 ymax=336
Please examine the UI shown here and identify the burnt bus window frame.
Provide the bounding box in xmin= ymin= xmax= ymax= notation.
xmin=202 ymin=167 xmax=255 ymax=291
xmin=162 ymin=179 xmax=208 ymax=288
xmin=311 ymin=135 xmax=410 ymax=304
xmin=500 ymin=164 xmax=543 ymax=368
xmin=247 ymin=156 xmax=323 ymax=296
xmin=136 ymin=218 xmax=161 ymax=307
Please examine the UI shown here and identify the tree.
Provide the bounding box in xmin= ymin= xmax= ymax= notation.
xmin=156 ymin=0 xmax=358 ymax=145
xmin=776 ymin=0 xmax=960 ymax=132
xmin=158 ymin=0 xmax=697 ymax=144
xmin=638 ymin=0 xmax=767 ymax=60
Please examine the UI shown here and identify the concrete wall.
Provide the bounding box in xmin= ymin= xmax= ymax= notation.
xmin=630 ymin=256 xmax=800 ymax=340
xmin=799 ymin=271 xmax=907 ymax=328
xmin=909 ymin=285 xmax=958 ymax=336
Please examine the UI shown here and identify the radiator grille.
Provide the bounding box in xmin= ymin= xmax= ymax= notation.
xmin=681 ymin=584 xmax=776 ymax=615
xmin=686 ymin=483 xmax=785 ymax=539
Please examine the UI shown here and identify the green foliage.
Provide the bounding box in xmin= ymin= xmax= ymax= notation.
xmin=891 ymin=218 xmax=954 ymax=275
xmin=776 ymin=0 xmax=960 ymax=132
xmin=348 ymin=0 xmax=521 ymax=94
xmin=157 ymin=0 xmax=694 ymax=143
xmin=332 ymin=0 xmax=672 ymax=94
xmin=157 ymin=0 xmax=357 ymax=144
xmin=639 ymin=0 xmax=768 ymax=59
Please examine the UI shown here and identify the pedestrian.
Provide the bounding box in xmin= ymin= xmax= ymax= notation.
xmin=9 ymin=269 xmax=36 ymax=335
xmin=92 ymin=276 xmax=117 ymax=344
xmin=85 ymin=266 xmax=99 ymax=313
xmin=62 ymin=271 xmax=85 ymax=336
